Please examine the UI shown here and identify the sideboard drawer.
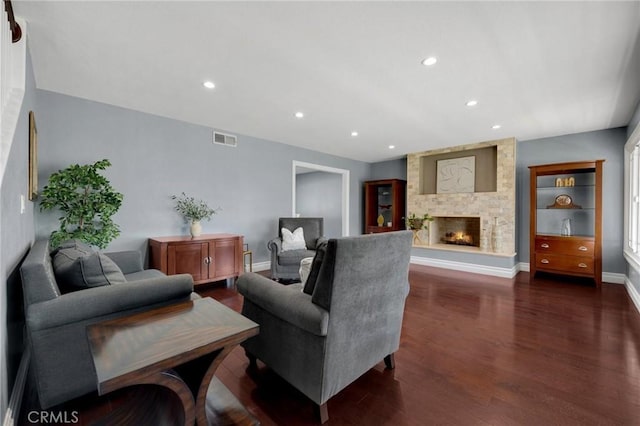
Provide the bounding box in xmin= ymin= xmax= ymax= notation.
xmin=535 ymin=253 xmax=594 ymax=275
xmin=535 ymin=237 xmax=594 ymax=256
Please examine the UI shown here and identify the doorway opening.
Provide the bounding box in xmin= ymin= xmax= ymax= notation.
xmin=292 ymin=161 xmax=350 ymax=236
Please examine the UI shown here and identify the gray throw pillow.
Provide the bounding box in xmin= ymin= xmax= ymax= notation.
xmin=50 ymin=239 xmax=94 ymax=257
xmin=53 ymin=243 xmax=126 ymax=293
xmin=303 ymin=240 xmax=328 ymax=295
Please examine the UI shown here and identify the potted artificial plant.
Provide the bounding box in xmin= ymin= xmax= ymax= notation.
xmin=40 ymin=159 xmax=123 ymax=249
xmin=406 ymin=212 xmax=434 ymax=245
xmin=171 ymin=192 xmax=220 ymax=237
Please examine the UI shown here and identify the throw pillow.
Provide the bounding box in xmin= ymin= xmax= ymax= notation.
xmin=50 ymin=239 xmax=94 ymax=257
xmin=53 ymin=245 xmax=126 ymax=293
xmin=281 ymin=227 xmax=306 ymax=251
xmin=303 ymin=240 xmax=328 ymax=295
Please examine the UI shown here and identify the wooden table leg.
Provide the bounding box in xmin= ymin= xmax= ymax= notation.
xmin=136 ymin=370 xmax=196 ymax=425
xmin=174 ymin=345 xmax=259 ymax=426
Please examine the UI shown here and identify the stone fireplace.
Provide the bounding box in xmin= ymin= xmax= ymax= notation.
xmin=431 ymin=216 xmax=480 ymax=247
xmin=406 ymin=137 xmax=516 ymax=255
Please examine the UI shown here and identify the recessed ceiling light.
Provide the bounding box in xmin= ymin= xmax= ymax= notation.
xmin=203 ymin=81 xmax=215 ymax=89
xmin=389 ymin=145 xmax=395 ymax=149
xmin=421 ymin=57 xmax=437 ymax=66
xmin=466 ymin=100 xmax=478 ymax=107
xmin=492 ymin=124 xmax=502 ymax=130
xmin=295 ymin=112 xmax=304 ymax=119
xmin=351 ymin=131 xmax=359 ymax=137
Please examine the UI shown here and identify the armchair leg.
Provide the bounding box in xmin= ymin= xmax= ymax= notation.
xmin=317 ymin=402 xmax=329 ymax=424
xmin=384 ymin=353 xmax=395 ymax=370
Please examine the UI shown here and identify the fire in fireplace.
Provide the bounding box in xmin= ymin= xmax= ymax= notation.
xmin=432 ymin=217 xmax=480 ymax=247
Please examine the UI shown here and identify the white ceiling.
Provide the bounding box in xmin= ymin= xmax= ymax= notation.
xmin=14 ymin=1 xmax=640 ymax=163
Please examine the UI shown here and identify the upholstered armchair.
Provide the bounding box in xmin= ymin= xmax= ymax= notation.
xmin=267 ymin=217 xmax=325 ymax=281
xmin=237 ymin=231 xmax=413 ymax=423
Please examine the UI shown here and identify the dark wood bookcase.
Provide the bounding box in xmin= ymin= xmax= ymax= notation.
xmin=364 ymin=179 xmax=406 ymax=234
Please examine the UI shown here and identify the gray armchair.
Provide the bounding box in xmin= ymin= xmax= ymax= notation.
xmin=237 ymin=231 xmax=413 ymax=423
xmin=267 ymin=217 xmax=325 ymax=281
xmin=19 ymin=239 xmax=197 ymax=409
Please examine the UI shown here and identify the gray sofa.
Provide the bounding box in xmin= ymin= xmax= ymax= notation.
xmin=237 ymin=231 xmax=413 ymax=423
xmin=267 ymin=217 xmax=326 ymax=281
xmin=20 ymin=239 xmax=197 ymax=409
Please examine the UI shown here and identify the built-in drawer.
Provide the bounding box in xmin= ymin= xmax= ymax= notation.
xmin=535 ymin=253 xmax=594 ymax=274
xmin=535 ymin=237 xmax=594 ymax=256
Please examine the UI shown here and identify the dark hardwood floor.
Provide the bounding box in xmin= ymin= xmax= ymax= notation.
xmin=20 ymin=266 xmax=640 ymax=425
xmin=201 ymin=266 xmax=640 ymax=425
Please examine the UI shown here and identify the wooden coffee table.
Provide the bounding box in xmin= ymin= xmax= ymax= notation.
xmin=87 ymin=297 xmax=259 ymax=425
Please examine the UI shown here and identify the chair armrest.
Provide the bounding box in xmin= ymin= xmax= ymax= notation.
xmin=267 ymin=238 xmax=282 ymax=253
xmin=237 ymin=273 xmax=328 ymax=336
xmin=104 ymin=250 xmax=143 ymax=274
xmin=27 ymin=274 xmax=194 ymax=331
xmin=315 ymin=236 xmax=328 ymax=249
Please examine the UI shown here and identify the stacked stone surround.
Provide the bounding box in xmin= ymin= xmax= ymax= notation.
xmin=407 ymin=137 xmax=516 ymax=255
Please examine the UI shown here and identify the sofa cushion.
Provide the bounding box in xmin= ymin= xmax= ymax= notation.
xmin=303 ymin=240 xmax=328 ymax=295
xmin=278 ymin=249 xmax=316 ymax=266
xmin=53 ymin=244 xmax=126 ymax=293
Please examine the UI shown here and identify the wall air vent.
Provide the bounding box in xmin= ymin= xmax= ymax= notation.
xmin=213 ymin=131 xmax=238 ymax=147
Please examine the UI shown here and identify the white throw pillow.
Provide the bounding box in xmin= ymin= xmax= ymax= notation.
xmin=281 ymin=227 xmax=306 ymax=251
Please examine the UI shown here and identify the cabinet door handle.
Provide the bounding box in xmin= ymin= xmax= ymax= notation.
xmin=204 ymin=257 xmax=211 ymax=264
xmin=540 ymin=259 xmax=550 ymax=264
xmin=578 ymin=263 xmax=588 ymax=268
xmin=540 ymin=243 xmax=549 ymax=249
xmin=578 ymin=246 xmax=588 ymax=251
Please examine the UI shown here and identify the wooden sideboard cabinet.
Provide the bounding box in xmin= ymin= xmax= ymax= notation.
xmin=529 ymin=160 xmax=603 ymax=287
xmin=149 ymin=234 xmax=244 ymax=285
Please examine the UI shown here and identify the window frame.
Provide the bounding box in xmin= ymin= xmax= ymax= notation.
xmin=624 ymin=123 xmax=640 ymax=271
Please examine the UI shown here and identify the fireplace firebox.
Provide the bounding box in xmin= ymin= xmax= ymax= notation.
xmin=431 ymin=217 xmax=480 ymax=247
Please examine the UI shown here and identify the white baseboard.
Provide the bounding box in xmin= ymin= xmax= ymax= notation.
xmin=410 ymin=255 xmax=519 ymax=279
xmin=625 ymin=277 xmax=640 ymax=314
xmin=518 ymin=262 xmax=530 ymax=272
xmin=603 ymin=272 xmax=626 ymax=284
xmin=248 ymin=261 xmax=270 ymax=273
xmin=417 ymin=259 xmax=628 ymax=287
xmin=3 ymin=346 xmax=29 ymax=426
xmin=517 ymin=262 xmax=625 ymax=285
xmin=255 ymin=258 xmax=637 ymax=312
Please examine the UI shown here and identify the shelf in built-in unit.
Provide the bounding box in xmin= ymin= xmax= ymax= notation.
xmin=413 ymin=242 xmax=516 ymax=257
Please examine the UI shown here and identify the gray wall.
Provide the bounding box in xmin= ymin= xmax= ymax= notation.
xmin=516 ymin=128 xmax=627 ymax=274
xmin=296 ymin=171 xmax=342 ymax=238
xmin=369 ymin=158 xmax=407 ymax=181
xmin=34 ymin=90 xmax=371 ymax=264
xmin=1 ymin=47 xmax=37 ymax=417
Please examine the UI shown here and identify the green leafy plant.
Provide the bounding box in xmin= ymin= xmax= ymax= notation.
xmin=406 ymin=212 xmax=434 ymax=230
xmin=40 ymin=159 xmax=123 ymax=249
xmin=171 ymin=192 xmax=220 ymax=222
